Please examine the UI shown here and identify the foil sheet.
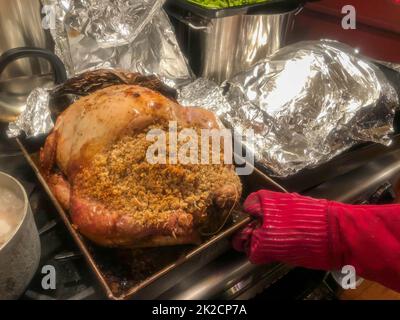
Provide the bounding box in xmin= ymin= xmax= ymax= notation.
xmin=180 ymin=41 xmax=399 ymax=177
xmin=43 ymin=0 xmax=193 ymax=88
xmin=178 ymin=78 xmax=232 ymax=118
xmin=378 ymin=61 xmax=400 ymax=73
xmin=8 ymin=88 xmax=52 ymax=138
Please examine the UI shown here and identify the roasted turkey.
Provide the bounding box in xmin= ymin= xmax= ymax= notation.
xmin=40 ymin=75 xmax=242 ymax=248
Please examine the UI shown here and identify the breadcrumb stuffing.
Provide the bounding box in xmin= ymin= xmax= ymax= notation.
xmin=76 ymin=124 xmax=242 ymax=228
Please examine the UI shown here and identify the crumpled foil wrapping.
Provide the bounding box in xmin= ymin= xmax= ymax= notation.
xmin=178 ymin=78 xmax=232 ymax=118
xmin=179 ymin=41 xmax=399 ymax=177
xmin=379 ymin=61 xmax=400 ymax=73
xmin=42 ymin=0 xmax=193 ymax=88
xmin=9 ymin=40 xmax=400 ymax=177
xmin=8 ymin=88 xmax=53 ymax=138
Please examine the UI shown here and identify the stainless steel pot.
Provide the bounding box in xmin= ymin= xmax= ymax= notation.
xmin=0 ymin=172 xmax=40 ymax=300
xmin=167 ymin=2 xmax=302 ymax=83
xmin=0 ymin=0 xmax=54 ymax=80
xmin=0 ymin=0 xmax=67 ymax=123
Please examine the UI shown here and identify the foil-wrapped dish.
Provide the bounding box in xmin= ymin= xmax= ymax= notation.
xmin=180 ymin=41 xmax=399 ymax=177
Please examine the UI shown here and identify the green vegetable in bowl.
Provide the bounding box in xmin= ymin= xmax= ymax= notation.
xmin=187 ymin=0 xmax=269 ymax=9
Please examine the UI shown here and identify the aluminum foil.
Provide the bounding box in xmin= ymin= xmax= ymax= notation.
xmin=178 ymin=78 xmax=232 ymax=118
xmin=378 ymin=61 xmax=400 ymax=73
xmin=180 ymin=40 xmax=399 ymax=177
xmin=43 ymin=0 xmax=193 ymax=88
xmin=8 ymin=88 xmax=53 ymax=138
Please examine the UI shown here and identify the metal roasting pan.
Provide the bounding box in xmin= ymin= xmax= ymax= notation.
xmin=17 ymin=138 xmax=288 ymax=300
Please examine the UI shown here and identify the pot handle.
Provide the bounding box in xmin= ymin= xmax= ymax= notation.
xmin=165 ymin=7 xmax=211 ymax=32
xmin=294 ymin=5 xmax=304 ymax=15
xmin=0 ymin=47 xmax=67 ymax=84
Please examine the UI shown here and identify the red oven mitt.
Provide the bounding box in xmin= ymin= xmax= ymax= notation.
xmin=233 ymin=190 xmax=400 ymax=292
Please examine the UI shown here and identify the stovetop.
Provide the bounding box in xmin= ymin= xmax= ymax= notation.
xmin=2 ymin=122 xmax=400 ymax=300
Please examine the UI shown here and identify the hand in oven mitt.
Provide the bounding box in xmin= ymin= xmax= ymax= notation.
xmin=233 ymin=190 xmax=400 ymax=293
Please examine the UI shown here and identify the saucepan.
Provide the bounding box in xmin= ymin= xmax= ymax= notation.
xmin=0 ymin=171 xmax=40 ymax=300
